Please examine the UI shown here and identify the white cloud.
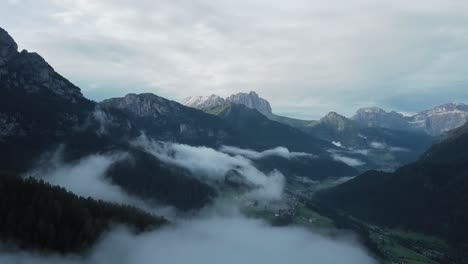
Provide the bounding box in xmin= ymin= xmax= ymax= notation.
xmin=331 ymin=154 xmax=365 ymax=167
xmin=1 ymin=0 xmax=467 ymax=118
xmin=332 ymin=141 xmax=344 ymax=148
xmin=132 ymin=135 xmax=285 ymax=201
xmin=370 ymin=142 xmax=410 ymax=152
xmin=219 ymin=145 xmax=316 ymax=159
xmin=0 ymin=214 xmax=376 ymax=264
xmin=25 ymin=150 xmax=175 ymax=217
xmin=370 ymin=141 xmax=386 ymax=149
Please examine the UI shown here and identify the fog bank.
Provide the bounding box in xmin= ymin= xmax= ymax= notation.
xmin=0 ymin=215 xmax=376 ymax=264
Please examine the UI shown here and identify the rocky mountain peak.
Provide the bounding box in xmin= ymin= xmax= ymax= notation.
xmin=352 ymin=106 xmax=409 ymax=131
xmin=320 ymin=112 xmax=351 ymax=131
xmin=355 ymin=107 xmax=387 ymax=114
xmin=101 ymin=93 xmax=182 ymax=118
xmin=0 ymin=28 xmax=18 ymax=66
xmin=225 ymin=91 xmax=272 ymax=115
xmin=181 ymin=91 xmax=273 ymax=116
xmin=0 ymin=27 xmax=84 ymax=102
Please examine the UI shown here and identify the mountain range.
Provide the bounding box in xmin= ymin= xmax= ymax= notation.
xmin=0 ymin=27 xmax=357 ymax=213
xmin=182 ymin=92 xmax=468 ymax=137
xmin=182 ymin=92 xmax=444 ymax=169
xmin=353 ymin=103 xmax=468 ymax=136
xmin=2 ymin=25 xmax=468 ymax=262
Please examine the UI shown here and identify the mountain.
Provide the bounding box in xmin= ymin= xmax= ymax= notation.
xmin=411 ymin=102 xmax=468 ymax=135
xmin=352 ymin=103 xmax=468 ymax=136
xmin=184 ymin=92 xmax=434 ymax=170
xmin=100 ymin=93 xmax=233 ymax=147
xmin=0 ymin=28 xmax=217 ymax=211
xmin=352 ymin=107 xmax=411 ymax=131
xmin=0 ymin=27 xmax=96 ymax=171
xmin=316 ymin=122 xmax=468 ymax=247
xmin=205 ymin=103 xmax=358 ymax=179
xmin=225 ymin=91 xmax=273 ymax=115
xmin=303 ymin=111 xmax=434 ymax=169
xmin=181 ymin=91 xmax=316 ymax=128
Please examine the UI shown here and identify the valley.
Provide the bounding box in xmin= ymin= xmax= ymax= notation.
xmin=1 ymin=9 xmax=468 ymax=264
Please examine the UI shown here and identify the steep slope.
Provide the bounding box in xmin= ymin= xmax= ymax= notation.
xmin=0 ymin=173 xmax=166 ymax=253
xmin=0 ymin=28 xmax=96 ymax=171
xmin=100 ymin=93 xmax=233 ymax=147
xmin=317 ymin=122 xmax=468 ymax=246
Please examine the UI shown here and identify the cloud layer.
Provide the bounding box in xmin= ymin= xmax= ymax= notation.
xmin=26 ymin=150 xmax=175 ymax=217
xmin=132 ymin=136 xmax=285 ymax=201
xmin=0 ymin=215 xmax=376 ymax=264
xmin=2 ymin=0 xmax=468 ymax=118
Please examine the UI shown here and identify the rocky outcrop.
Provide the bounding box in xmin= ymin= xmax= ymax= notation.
xmin=0 ymin=28 xmax=18 ymax=67
xmin=225 ymin=91 xmax=272 ymax=115
xmin=352 ymin=103 xmax=468 ymax=136
xmin=101 ymin=93 xmax=181 ymax=118
xmin=352 ymin=107 xmax=411 ymax=131
xmin=100 ymin=93 xmax=232 ymax=144
xmin=0 ymin=27 xmax=84 ymax=102
xmin=411 ymin=103 xmax=468 ymax=135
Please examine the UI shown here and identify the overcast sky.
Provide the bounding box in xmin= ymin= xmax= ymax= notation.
xmin=2 ymin=0 xmax=468 ymax=118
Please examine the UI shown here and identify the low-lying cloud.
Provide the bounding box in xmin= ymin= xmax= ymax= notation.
xmin=331 ymin=154 xmax=365 ymax=167
xmin=370 ymin=141 xmax=409 ymax=152
xmin=132 ymin=135 xmax=285 ymax=201
xmin=0 ymin=214 xmax=376 ymax=264
xmin=8 ymin=139 xmax=379 ymax=264
xmin=219 ymin=145 xmax=317 ymax=160
xmin=25 ymin=149 xmax=174 ymax=217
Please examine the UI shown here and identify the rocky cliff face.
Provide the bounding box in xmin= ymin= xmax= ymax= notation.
xmin=0 ymin=29 xmax=84 ymax=103
xmin=182 ymin=91 xmax=273 ymax=116
xmin=225 ymin=91 xmax=273 ymax=115
xmin=410 ymin=103 xmax=468 ymax=136
xmin=100 ymin=93 xmax=231 ymax=145
xmin=352 ymin=107 xmax=411 ymax=131
xmin=353 ymin=103 xmax=468 ymax=136
xmin=0 ymin=28 xmax=18 ymax=67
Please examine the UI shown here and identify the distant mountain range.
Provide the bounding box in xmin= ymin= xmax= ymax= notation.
xmin=182 ymin=92 xmax=468 ymax=136
xmin=182 ymin=92 xmax=447 ymax=169
xmin=353 ymin=103 xmax=468 ymax=136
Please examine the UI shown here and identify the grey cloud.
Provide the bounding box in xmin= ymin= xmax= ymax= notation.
xmin=2 ymin=0 xmax=468 ymax=118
